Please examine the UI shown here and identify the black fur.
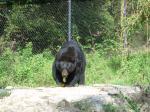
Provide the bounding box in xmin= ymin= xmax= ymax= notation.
xmin=52 ymin=39 xmax=86 ymax=87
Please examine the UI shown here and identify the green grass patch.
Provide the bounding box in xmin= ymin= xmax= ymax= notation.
xmin=0 ymin=43 xmax=149 ymax=87
xmin=103 ymin=103 xmax=117 ymax=112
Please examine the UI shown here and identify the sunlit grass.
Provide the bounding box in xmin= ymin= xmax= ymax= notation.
xmin=0 ymin=45 xmax=149 ymax=87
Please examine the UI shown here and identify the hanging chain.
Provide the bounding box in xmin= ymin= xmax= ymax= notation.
xmin=68 ymin=0 xmax=72 ymax=41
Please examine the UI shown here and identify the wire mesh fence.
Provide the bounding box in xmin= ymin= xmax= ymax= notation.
xmin=0 ymin=1 xmax=69 ymax=53
xmin=0 ymin=0 xmax=124 ymax=54
xmin=0 ymin=0 xmax=149 ymax=87
xmin=0 ymin=0 xmax=149 ymax=54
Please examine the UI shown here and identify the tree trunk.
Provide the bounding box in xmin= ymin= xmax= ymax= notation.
xmin=121 ymin=0 xmax=127 ymax=49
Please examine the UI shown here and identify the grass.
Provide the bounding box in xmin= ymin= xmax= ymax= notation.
xmin=103 ymin=103 xmax=117 ymax=112
xmin=86 ymin=51 xmax=150 ymax=85
xmin=0 ymin=43 xmax=149 ymax=87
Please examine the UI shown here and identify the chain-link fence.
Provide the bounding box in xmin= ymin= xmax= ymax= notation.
xmin=0 ymin=0 xmax=123 ymax=54
xmin=0 ymin=0 xmax=149 ymax=87
xmin=0 ymin=0 xmax=149 ymax=54
xmin=0 ymin=1 xmax=69 ymax=53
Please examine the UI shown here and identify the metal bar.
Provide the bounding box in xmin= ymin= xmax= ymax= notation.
xmin=68 ymin=0 xmax=72 ymax=41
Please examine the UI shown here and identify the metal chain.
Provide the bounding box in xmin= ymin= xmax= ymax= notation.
xmin=68 ymin=0 xmax=72 ymax=41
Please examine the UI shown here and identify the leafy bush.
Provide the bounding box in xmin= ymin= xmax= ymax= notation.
xmin=0 ymin=43 xmax=55 ymax=87
xmin=86 ymin=52 xmax=114 ymax=84
xmin=86 ymin=50 xmax=150 ymax=85
xmin=0 ymin=42 xmax=149 ymax=87
xmin=117 ymin=52 xmax=150 ymax=85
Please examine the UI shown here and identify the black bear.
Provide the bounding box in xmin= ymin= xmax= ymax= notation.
xmin=52 ymin=39 xmax=86 ymax=87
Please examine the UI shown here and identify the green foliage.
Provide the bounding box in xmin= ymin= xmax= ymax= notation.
xmin=117 ymin=93 xmax=140 ymax=112
xmin=5 ymin=3 xmax=67 ymax=52
xmin=0 ymin=43 xmax=55 ymax=87
xmin=125 ymin=97 xmax=140 ymax=112
xmin=117 ymin=52 xmax=150 ymax=84
xmin=0 ymin=0 xmax=150 ymax=87
xmin=2 ymin=0 xmax=117 ymax=52
xmin=103 ymin=103 xmax=117 ymax=112
xmin=86 ymin=52 xmax=114 ymax=84
xmin=121 ymin=0 xmax=150 ymax=40
xmin=0 ymin=48 xmax=16 ymax=87
xmin=74 ymin=100 xmax=92 ymax=112
xmin=73 ymin=0 xmax=115 ymax=47
xmin=0 ymin=44 xmax=149 ymax=87
xmin=86 ymin=51 xmax=150 ymax=85
xmin=97 ymin=39 xmax=120 ymax=56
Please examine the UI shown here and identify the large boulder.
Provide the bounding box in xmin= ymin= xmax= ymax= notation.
xmin=0 ymin=85 xmax=149 ymax=112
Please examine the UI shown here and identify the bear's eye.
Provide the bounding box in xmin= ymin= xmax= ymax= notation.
xmin=56 ymin=61 xmax=61 ymax=70
xmin=67 ymin=63 xmax=75 ymax=72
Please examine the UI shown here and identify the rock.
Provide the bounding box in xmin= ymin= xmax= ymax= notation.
xmin=0 ymin=85 xmax=148 ymax=112
xmin=0 ymin=89 xmax=11 ymax=99
xmin=5 ymin=86 xmax=14 ymax=90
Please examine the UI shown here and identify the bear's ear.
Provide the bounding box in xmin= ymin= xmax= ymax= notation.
xmin=56 ymin=48 xmax=67 ymax=60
